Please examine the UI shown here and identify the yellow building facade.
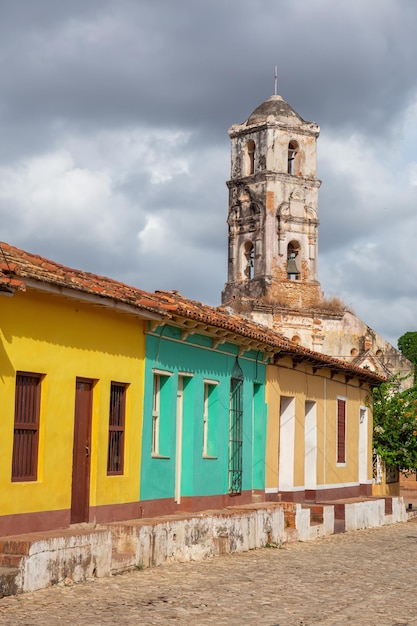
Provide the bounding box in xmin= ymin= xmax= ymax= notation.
xmin=265 ymin=357 xmax=373 ymax=501
xmin=0 ymin=283 xmax=151 ymax=536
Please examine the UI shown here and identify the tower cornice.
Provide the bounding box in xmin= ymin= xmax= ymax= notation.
xmin=229 ymin=122 xmax=320 ymax=140
xmin=227 ymin=173 xmax=321 ymax=190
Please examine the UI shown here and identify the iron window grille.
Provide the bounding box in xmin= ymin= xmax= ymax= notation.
xmin=228 ymin=359 xmax=244 ymax=495
xmin=107 ymin=382 xmax=126 ymax=475
xmin=337 ymin=398 xmax=346 ymax=464
xmin=12 ymin=372 xmax=41 ymax=481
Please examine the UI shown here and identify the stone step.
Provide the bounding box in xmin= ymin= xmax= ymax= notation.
xmin=284 ymin=511 xmax=296 ymax=529
xmin=251 ymin=493 xmax=264 ymax=503
xmin=0 ymin=566 xmax=19 ymax=598
xmin=284 ymin=528 xmax=298 ymax=543
xmin=334 ymin=519 xmax=346 ymax=534
xmin=0 ymin=553 xmax=22 ymax=568
xmin=110 ymin=551 xmax=136 ymax=575
xmin=0 ymin=539 xmax=32 ymax=556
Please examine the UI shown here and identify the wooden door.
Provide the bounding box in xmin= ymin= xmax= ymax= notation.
xmin=70 ymin=379 xmax=93 ymax=524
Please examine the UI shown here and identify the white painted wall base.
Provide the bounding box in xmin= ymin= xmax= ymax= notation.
xmin=2 ymin=497 xmax=409 ymax=597
xmin=19 ymin=529 xmax=112 ymax=593
xmin=295 ymin=505 xmax=334 ymax=541
xmin=345 ymin=497 xmax=407 ymax=531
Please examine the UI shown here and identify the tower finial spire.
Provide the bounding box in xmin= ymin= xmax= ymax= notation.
xmin=274 ymin=65 xmax=277 ymax=96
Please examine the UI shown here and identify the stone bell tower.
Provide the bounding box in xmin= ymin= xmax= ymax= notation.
xmin=221 ymin=93 xmax=323 ymax=310
xmin=220 ymin=91 xmax=414 ymax=380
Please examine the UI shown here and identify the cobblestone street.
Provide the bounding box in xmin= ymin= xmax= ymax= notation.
xmin=1 ymin=519 xmax=417 ymax=626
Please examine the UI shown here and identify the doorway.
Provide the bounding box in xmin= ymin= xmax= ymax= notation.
xmin=304 ymin=401 xmax=317 ymax=490
xmin=70 ymin=378 xmax=93 ymax=524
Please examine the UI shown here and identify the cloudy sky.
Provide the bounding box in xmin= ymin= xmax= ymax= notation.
xmin=0 ymin=0 xmax=416 ymax=348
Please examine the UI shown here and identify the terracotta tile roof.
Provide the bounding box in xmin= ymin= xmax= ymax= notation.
xmin=0 ymin=241 xmax=386 ymax=385
xmin=0 ymin=241 xmax=172 ymax=315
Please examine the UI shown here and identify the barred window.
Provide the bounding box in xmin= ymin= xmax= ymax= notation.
xmin=107 ymin=382 xmax=126 ymax=475
xmin=12 ymin=372 xmax=41 ymax=481
xmin=337 ymin=398 xmax=346 ymax=464
xmin=229 ymin=359 xmax=244 ymax=495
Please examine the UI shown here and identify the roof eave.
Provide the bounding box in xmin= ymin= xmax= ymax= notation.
xmin=23 ymin=278 xmax=164 ymax=322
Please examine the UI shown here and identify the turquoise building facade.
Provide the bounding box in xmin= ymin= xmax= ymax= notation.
xmin=140 ymin=324 xmax=267 ymax=515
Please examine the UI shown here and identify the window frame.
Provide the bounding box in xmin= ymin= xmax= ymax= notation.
xmin=229 ymin=362 xmax=244 ymax=495
xmin=152 ymin=374 xmax=161 ymax=456
xmin=337 ymin=397 xmax=347 ymax=465
xmin=107 ymin=382 xmax=127 ymax=476
xmin=203 ymin=379 xmax=219 ymax=459
xmin=151 ymin=369 xmax=173 ymax=458
xmin=12 ymin=372 xmax=42 ymax=482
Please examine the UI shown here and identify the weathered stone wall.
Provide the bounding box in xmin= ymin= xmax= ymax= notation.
xmin=19 ymin=529 xmax=112 ymax=593
xmin=250 ymin=303 xmax=413 ymax=381
xmin=0 ymin=498 xmax=408 ymax=597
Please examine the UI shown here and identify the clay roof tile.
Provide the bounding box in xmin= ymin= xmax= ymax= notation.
xmin=0 ymin=240 xmax=386 ymax=385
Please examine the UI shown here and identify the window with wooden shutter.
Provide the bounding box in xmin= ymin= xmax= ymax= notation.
xmin=152 ymin=374 xmax=160 ymax=456
xmin=337 ymin=398 xmax=346 ymax=464
xmin=12 ymin=372 xmax=41 ymax=481
xmin=151 ymin=370 xmax=173 ymax=458
xmin=107 ymin=382 xmax=126 ymax=475
xmin=203 ymin=380 xmax=219 ymax=458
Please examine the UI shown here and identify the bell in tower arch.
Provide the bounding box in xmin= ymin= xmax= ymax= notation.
xmin=244 ymin=241 xmax=255 ymax=280
xmin=287 ymin=242 xmax=300 ymax=280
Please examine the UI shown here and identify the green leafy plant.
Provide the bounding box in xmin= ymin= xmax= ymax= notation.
xmin=371 ymin=375 xmax=417 ymax=474
xmin=398 ymin=331 xmax=417 ymax=380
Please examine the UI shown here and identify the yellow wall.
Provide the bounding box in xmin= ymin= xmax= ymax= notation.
xmin=0 ymin=288 xmax=146 ymax=516
xmin=372 ymin=460 xmax=400 ymax=497
xmin=266 ymin=360 xmax=373 ymax=491
xmin=372 ymin=481 xmax=400 ymax=497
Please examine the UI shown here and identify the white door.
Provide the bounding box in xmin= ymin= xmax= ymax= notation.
xmin=358 ymin=407 xmax=368 ymax=484
xmin=304 ymin=401 xmax=317 ymax=490
xmin=278 ymin=397 xmax=296 ymax=491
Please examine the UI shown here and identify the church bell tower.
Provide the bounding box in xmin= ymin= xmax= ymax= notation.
xmin=222 ymin=93 xmax=322 ymax=310
xmin=220 ymin=90 xmax=415 ymax=376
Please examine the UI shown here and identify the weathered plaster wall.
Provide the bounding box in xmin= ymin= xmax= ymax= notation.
xmin=252 ymin=306 xmax=413 ymax=382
